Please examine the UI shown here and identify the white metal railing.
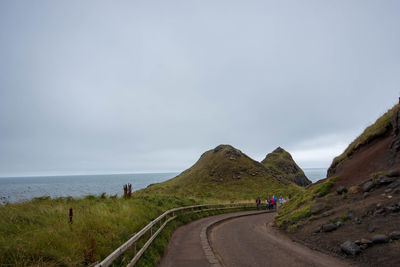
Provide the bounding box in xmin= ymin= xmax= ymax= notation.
xmin=95 ymin=202 xmax=256 ymax=267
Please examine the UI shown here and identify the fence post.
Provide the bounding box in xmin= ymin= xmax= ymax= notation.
xmin=131 ymin=242 xmax=136 ymax=257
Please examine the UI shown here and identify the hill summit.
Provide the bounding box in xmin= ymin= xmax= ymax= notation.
xmin=141 ymin=144 xmax=301 ymax=201
xmin=261 ymin=147 xmax=311 ymax=187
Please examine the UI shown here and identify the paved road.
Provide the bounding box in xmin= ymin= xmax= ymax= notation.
xmin=159 ymin=211 xmax=350 ymax=267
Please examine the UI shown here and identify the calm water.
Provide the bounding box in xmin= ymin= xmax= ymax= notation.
xmin=0 ymin=168 xmax=327 ymax=204
xmin=303 ymin=168 xmax=327 ymax=183
xmin=0 ymin=173 xmax=178 ymax=204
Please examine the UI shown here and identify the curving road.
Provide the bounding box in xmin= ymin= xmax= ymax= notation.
xmin=159 ymin=211 xmax=350 ymax=267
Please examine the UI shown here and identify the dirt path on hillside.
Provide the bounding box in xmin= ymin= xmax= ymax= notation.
xmin=159 ymin=211 xmax=350 ymax=267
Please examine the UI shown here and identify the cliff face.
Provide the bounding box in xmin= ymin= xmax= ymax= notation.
xmin=275 ymin=104 xmax=400 ymax=267
xmin=327 ymin=104 xmax=400 ymax=186
xmin=261 ymin=147 xmax=311 ymax=187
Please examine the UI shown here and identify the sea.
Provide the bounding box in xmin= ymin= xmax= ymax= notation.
xmin=0 ymin=168 xmax=326 ymax=204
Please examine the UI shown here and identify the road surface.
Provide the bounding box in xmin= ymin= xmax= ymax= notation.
xmin=159 ymin=211 xmax=350 ymax=267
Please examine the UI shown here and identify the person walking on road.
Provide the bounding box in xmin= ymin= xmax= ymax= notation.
xmin=265 ymin=198 xmax=269 ymax=210
xmin=270 ymin=196 xmax=275 ymax=210
xmin=256 ymin=197 xmax=261 ymax=210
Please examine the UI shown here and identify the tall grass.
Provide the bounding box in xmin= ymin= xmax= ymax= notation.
xmin=0 ymin=194 xmax=194 ymax=266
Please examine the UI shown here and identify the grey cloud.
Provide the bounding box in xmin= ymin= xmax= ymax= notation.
xmin=1 ymin=1 xmax=400 ymax=176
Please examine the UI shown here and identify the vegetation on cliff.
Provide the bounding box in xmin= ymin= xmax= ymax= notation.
xmin=328 ymin=104 xmax=400 ymax=176
xmin=261 ymin=147 xmax=311 ymax=187
xmin=140 ymin=145 xmax=301 ymax=201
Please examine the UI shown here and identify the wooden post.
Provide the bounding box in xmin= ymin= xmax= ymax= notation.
xmin=131 ymin=242 xmax=136 ymax=257
xmin=69 ymin=208 xmax=73 ymax=224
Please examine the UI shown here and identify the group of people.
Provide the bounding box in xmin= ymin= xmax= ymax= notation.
xmin=256 ymin=195 xmax=287 ymax=210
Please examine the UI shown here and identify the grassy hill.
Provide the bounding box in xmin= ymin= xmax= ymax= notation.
xmin=261 ymin=147 xmax=311 ymax=187
xmin=139 ymin=145 xmax=301 ymax=201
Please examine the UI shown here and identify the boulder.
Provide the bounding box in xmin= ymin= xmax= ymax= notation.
xmin=367 ymin=224 xmax=376 ymax=233
xmin=372 ymin=234 xmax=389 ymax=243
xmin=322 ymin=210 xmax=333 ymax=217
xmin=378 ymin=176 xmax=395 ymax=184
xmin=387 ymin=169 xmax=400 ymax=177
xmin=336 ymin=186 xmax=348 ymax=195
xmin=347 ymin=210 xmax=354 ymax=219
xmin=313 ymin=226 xmax=322 ymax=233
xmin=340 ymin=241 xmax=361 ymax=255
xmin=389 ymin=231 xmax=400 ymax=240
xmin=388 ymin=181 xmax=400 ymax=189
xmin=360 ymin=238 xmax=373 ymax=246
xmin=310 ymin=203 xmax=325 ymax=215
xmin=322 ymin=222 xmax=338 ymax=232
xmin=385 ymin=188 xmax=393 ymax=193
xmin=363 ymin=181 xmax=374 ymax=192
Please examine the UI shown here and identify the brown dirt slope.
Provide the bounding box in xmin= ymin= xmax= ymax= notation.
xmin=276 ymin=103 xmax=400 ymax=267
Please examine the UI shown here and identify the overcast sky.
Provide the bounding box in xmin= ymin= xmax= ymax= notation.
xmin=1 ymin=1 xmax=399 ymax=177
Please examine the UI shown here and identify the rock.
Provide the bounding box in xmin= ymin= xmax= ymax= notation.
xmin=387 ymin=169 xmax=400 ymax=177
xmin=354 ymin=240 xmax=361 ymax=245
xmin=389 ymin=231 xmax=400 ymax=240
xmin=388 ymin=181 xmax=400 ymax=189
xmin=322 ymin=210 xmax=333 ymax=217
xmin=372 ymin=234 xmax=389 ymax=243
xmin=363 ymin=192 xmax=370 ymax=199
xmin=368 ymin=224 xmax=377 ymax=233
xmin=336 ymin=186 xmax=348 ymax=195
xmin=347 ymin=210 xmax=354 ymax=219
xmin=322 ymin=222 xmax=338 ymax=232
xmin=394 ymin=189 xmax=400 ymax=194
xmin=385 ymin=205 xmax=399 ymax=213
xmin=360 ymin=244 xmax=369 ymax=250
xmin=354 ymin=218 xmax=362 ymax=224
xmin=360 ymin=238 xmax=373 ymax=246
xmin=374 ymin=208 xmax=385 ymax=216
xmin=336 ymin=221 xmax=343 ymax=227
xmin=313 ymin=226 xmax=322 ymax=233
xmin=310 ymin=203 xmax=325 ymax=215
xmin=385 ymin=188 xmax=393 ymax=193
xmin=340 ymin=241 xmax=361 ymax=255
xmin=363 ymin=181 xmax=374 ymax=192
xmin=379 ymin=176 xmax=395 ymax=184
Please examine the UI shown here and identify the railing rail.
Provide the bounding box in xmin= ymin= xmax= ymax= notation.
xmin=95 ymin=202 xmax=256 ymax=267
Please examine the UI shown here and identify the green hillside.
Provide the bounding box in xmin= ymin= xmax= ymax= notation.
xmin=139 ymin=145 xmax=301 ymax=201
xmin=261 ymin=147 xmax=311 ymax=187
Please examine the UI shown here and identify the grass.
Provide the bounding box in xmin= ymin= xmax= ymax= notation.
xmin=0 ymin=194 xmax=196 ymax=266
xmin=274 ymin=177 xmax=340 ymax=229
xmin=329 ymin=104 xmax=399 ymax=173
xmin=261 ymin=147 xmax=309 ymax=184
xmin=139 ymin=145 xmax=302 ymax=201
xmin=0 ymin=193 xmax=262 ymax=266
